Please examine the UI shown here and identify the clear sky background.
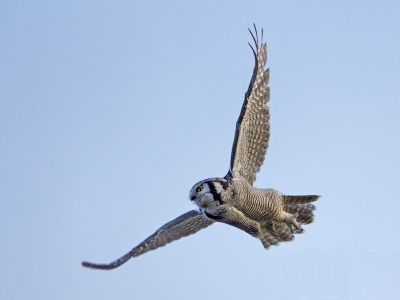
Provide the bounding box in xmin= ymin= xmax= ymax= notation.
xmin=1 ymin=1 xmax=400 ymax=299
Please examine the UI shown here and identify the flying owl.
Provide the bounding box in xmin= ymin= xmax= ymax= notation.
xmin=82 ymin=25 xmax=320 ymax=270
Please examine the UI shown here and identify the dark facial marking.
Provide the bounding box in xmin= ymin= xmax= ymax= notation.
xmin=216 ymin=179 xmax=229 ymax=190
xmin=207 ymin=182 xmax=224 ymax=205
xmin=204 ymin=211 xmax=224 ymax=221
xmin=190 ymin=195 xmax=196 ymax=201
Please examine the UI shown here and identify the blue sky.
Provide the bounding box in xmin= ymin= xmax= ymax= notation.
xmin=1 ymin=1 xmax=400 ymax=299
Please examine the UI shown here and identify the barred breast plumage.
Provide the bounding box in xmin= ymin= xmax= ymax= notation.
xmin=231 ymin=177 xmax=282 ymax=221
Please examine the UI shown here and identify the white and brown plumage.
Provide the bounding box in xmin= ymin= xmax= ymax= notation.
xmin=82 ymin=25 xmax=320 ymax=270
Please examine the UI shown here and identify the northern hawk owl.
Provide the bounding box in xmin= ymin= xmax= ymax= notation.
xmin=82 ymin=25 xmax=320 ymax=270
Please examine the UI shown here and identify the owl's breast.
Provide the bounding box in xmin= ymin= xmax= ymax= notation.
xmin=231 ymin=178 xmax=283 ymax=221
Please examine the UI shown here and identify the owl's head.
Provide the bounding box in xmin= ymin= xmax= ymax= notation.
xmin=189 ymin=178 xmax=229 ymax=211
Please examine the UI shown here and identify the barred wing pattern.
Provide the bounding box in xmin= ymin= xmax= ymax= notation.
xmin=230 ymin=29 xmax=270 ymax=185
xmin=82 ymin=210 xmax=213 ymax=270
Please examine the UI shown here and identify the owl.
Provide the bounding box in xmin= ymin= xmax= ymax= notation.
xmin=82 ymin=25 xmax=320 ymax=270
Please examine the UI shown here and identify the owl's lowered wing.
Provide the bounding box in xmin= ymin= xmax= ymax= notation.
xmin=82 ymin=210 xmax=213 ymax=270
xmin=228 ymin=25 xmax=270 ymax=185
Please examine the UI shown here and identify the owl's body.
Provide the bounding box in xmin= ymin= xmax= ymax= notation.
xmin=190 ymin=177 xmax=317 ymax=249
xmin=82 ymin=25 xmax=320 ymax=270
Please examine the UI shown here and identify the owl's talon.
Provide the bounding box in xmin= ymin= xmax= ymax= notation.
xmin=267 ymin=222 xmax=278 ymax=236
xmin=285 ymin=213 xmax=300 ymax=233
xmin=271 ymin=225 xmax=278 ymax=236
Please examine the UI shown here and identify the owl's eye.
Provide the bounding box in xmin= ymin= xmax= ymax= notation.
xmin=196 ymin=186 xmax=203 ymax=192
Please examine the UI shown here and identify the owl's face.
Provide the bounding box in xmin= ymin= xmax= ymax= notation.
xmin=189 ymin=180 xmax=216 ymax=210
xmin=189 ymin=178 xmax=229 ymax=212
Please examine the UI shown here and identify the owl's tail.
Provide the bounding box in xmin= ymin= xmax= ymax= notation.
xmin=282 ymin=195 xmax=320 ymax=225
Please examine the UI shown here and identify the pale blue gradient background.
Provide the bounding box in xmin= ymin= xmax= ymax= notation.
xmin=1 ymin=1 xmax=400 ymax=299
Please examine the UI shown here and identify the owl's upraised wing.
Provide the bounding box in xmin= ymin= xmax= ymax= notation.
xmin=82 ymin=210 xmax=213 ymax=270
xmin=228 ymin=25 xmax=270 ymax=185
